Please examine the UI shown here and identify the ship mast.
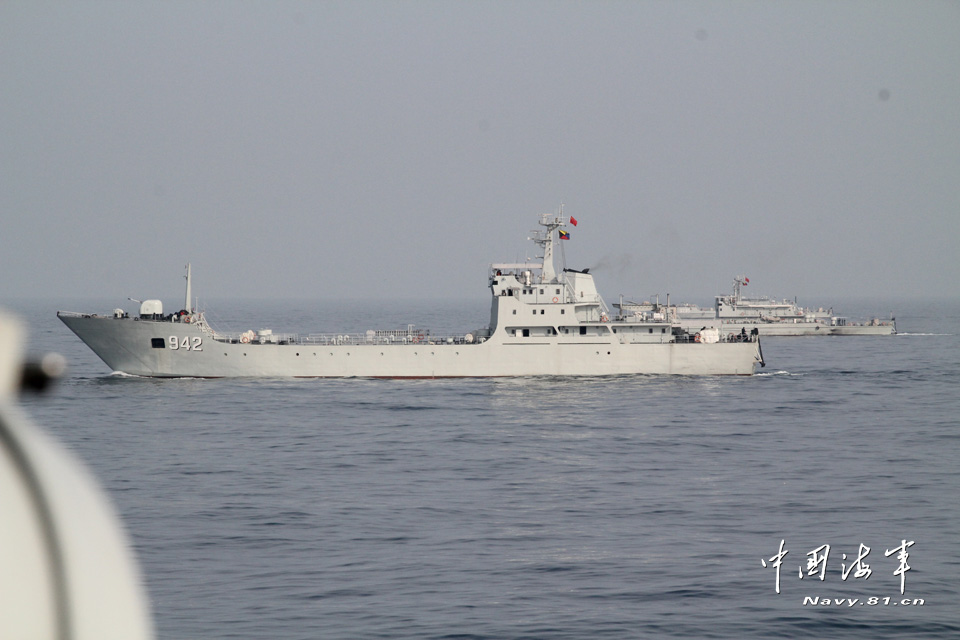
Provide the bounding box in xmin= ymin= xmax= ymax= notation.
xmin=533 ymin=207 xmax=571 ymax=284
xmin=732 ymin=275 xmax=748 ymax=304
xmin=184 ymin=263 xmax=193 ymax=313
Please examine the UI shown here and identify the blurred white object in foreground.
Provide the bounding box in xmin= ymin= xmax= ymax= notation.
xmin=0 ymin=310 xmax=154 ymax=640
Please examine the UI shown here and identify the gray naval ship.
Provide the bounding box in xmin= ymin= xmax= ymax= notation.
xmin=618 ymin=276 xmax=896 ymax=337
xmin=59 ymin=212 xmax=764 ymax=377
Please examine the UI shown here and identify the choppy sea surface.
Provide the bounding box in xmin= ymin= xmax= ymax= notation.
xmin=8 ymin=296 xmax=960 ymax=639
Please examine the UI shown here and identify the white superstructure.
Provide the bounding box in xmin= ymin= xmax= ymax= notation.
xmin=58 ymin=212 xmax=764 ymax=377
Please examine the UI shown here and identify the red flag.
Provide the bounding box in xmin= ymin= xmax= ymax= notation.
xmin=745 ymin=277 xmax=750 ymax=284
xmin=569 ymin=215 xmax=578 ymax=226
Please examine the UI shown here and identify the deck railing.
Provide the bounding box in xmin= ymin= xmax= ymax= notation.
xmin=211 ymin=332 xmax=483 ymax=346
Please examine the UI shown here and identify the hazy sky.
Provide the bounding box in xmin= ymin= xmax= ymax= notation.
xmin=3 ymin=1 xmax=958 ymax=307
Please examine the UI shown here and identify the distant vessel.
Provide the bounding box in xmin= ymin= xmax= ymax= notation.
xmin=58 ymin=213 xmax=764 ymax=377
xmin=617 ymin=276 xmax=895 ymax=336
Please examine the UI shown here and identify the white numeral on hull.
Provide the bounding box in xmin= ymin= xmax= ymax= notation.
xmin=169 ymin=336 xmax=203 ymax=351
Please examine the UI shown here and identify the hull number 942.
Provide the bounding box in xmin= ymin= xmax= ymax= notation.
xmin=169 ymin=336 xmax=203 ymax=351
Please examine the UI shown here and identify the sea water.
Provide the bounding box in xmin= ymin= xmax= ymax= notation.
xmin=9 ymin=296 xmax=960 ymax=639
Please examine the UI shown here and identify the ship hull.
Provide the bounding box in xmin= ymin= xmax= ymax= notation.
xmin=59 ymin=314 xmax=761 ymax=377
xmin=678 ymin=319 xmax=894 ymax=336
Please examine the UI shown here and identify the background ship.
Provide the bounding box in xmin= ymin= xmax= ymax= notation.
xmin=617 ymin=276 xmax=895 ymax=336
